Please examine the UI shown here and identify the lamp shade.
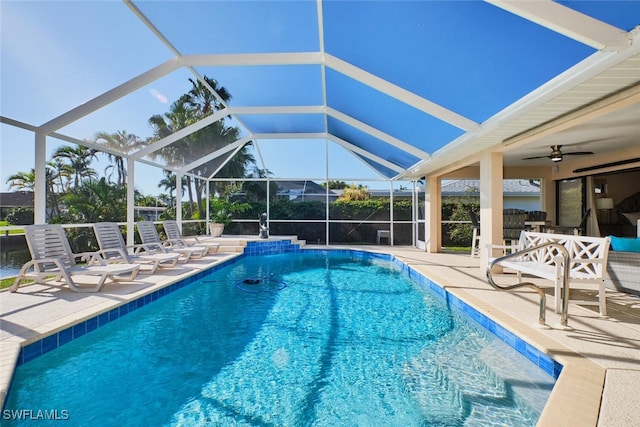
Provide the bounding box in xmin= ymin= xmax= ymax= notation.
xmin=596 ymin=197 xmax=614 ymax=210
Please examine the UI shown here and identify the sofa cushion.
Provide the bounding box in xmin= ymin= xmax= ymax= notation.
xmin=609 ymin=236 xmax=640 ymax=253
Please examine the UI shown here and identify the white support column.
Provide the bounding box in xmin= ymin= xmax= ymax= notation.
xmin=425 ymin=176 xmax=441 ymax=253
xmin=34 ymin=132 xmax=47 ymax=224
xmin=126 ymin=158 xmax=136 ymax=246
xmin=389 ymin=181 xmax=394 ymax=246
xmin=176 ymin=172 xmax=183 ymax=232
xmin=479 ymin=152 xmax=504 ymax=270
xmin=205 ymin=180 xmax=210 ymax=235
xmin=266 ymin=174 xmax=270 ymax=231
xmin=325 ymin=139 xmax=330 ymax=246
xmin=411 ymin=180 xmax=418 ymax=248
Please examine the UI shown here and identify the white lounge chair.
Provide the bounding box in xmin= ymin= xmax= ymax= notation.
xmin=93 ymin=222 xmax=180 ymax=274
xmin=136 ymin=221 xmax=207 ymax=262
xmin=163 ymin=220 xmax=220 ymax=254
xmin=10 ymin=224 xmax=140 ymax=293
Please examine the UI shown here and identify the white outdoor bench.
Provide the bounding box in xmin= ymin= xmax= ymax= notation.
xmin=487 ymin=231 xmax=611 ymax=316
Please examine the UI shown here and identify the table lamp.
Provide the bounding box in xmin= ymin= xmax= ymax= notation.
xmin=596 ymin=197 xmax=614 ymax=223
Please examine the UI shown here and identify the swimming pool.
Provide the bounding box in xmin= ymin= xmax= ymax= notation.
xmin=4 ymin=250 xmax=557 ymax=426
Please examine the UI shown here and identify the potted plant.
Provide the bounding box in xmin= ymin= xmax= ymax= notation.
xmin=209 ymin=197 xmax=250 ymax=237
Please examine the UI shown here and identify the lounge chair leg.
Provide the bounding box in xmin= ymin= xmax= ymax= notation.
xmin=10 ymin=262 xmax=34 ymax=292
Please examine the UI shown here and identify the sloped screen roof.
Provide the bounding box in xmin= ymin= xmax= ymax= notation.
xmin=1 ymin=0 xmax=638 ymax=182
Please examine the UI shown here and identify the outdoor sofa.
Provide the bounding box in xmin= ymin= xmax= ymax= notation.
xmin=604 ymin=235 xmax=640 ymax=297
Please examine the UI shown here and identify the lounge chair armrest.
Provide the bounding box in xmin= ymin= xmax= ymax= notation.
xmin=74 ymin=251 xmax=107 ymax=265
xmin=97 ymin=248 xmax=130 ymax=261
xmin=17 ymin=258 xmax=71 ymax=276
xmin=163 ymin=238 xmax=186 ymax=246
xmin=181 ymin=236 xmax=201 ymax=244
xmin=29 ymin=257 xmax=68 ymax=270
xmin=137 ymin=242 xmax=165 ymax=253
xmin=9 ymin=258 xmax=69 ymax=292
xmin=124 ymin=243 xmax=148 ymax=254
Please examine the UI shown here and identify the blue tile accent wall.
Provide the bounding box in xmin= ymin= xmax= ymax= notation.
xmin=243 ymin=239 xmax=302 ymax=256
xmin=17 ymin=244 xmax=562 ymax=379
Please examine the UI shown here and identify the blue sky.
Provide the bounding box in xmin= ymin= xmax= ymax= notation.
xmin=2 ymin=0 xmax=637 ymax=195
xmin=0 ymin=0 xmax=390 ymax=194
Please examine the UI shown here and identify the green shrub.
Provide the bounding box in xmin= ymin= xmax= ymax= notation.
xmin=445 ymin=201 xmax=479 ymax=246
xmin=5 ymin=207 xmax=34 ymax=225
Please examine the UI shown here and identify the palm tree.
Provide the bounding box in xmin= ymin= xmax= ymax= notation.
xmin=184 ymin=76 xmax=231 ymax=115
xmin=93 ymin=130 xmax=143 ymax=186
xmin=148 ymin=99 xmax=200 ymax=217
xmin=182 ymin=76 xmax=256 ymax=218
xmin=50 ymin=157 xmax=72 ymax=192
xmin=6 ymin=170 xmax=35 ymax=192
xmin=6 ymin=165 xmax=62 ymax=218
xmin=61 ymin=177 xmax=127 ymax=223
xmin=148 ymin=75 xmax=257 ymax=219
xmin=157 ymin=170 xmax=187 ymax=208
xmin=52 ymin=145 xmax=98 ymax=188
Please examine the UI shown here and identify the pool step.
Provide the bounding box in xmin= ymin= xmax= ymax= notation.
xmin=404 ymin=358 xmax=466 ymax=424
xmin=478 ymin=340 xmax=554 ymax=415
xmin=406 ymin=330 xmax=553 ymax=424
xmin=196 ymin=236 xmax=306 ymax=253
xmin=404 ymin=334 xmax=512 ymax=424
xmin=212 ymin=238 xmax=247 ymax=253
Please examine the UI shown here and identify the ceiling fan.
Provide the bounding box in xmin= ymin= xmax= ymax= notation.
xmin=522 ymin=145 xmax=594 ymax=163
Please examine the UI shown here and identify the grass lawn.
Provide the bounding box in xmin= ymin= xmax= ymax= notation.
xmin=0 ymin=276 xmax=18 ymax=290
xmin=443 ymin=246 xmax=472 ymax=253
xmin=0 ymin=221 xmax=25 ymax=235
xmin=0 ymin=276 xmax=54 ymax=291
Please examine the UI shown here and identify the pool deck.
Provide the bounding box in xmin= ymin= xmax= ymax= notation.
xmin=1 ymin=239 xmax=639 ymax=426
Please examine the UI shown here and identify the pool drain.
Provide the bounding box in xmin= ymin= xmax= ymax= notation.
xmin=236 ymin=276 xmax=287 ymax=293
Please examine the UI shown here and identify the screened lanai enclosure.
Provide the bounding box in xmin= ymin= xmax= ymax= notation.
xmin=2 ymin=1 xmax=639 ymax=249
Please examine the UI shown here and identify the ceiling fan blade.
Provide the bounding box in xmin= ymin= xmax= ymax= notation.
xmin=521 ymin=155 xmax=551 ymax=160
xmin=563 ymin=151 xmax=595 ymax=156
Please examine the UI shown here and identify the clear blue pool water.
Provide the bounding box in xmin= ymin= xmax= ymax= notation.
xmin=4 ymin=251 xmax=555 ymax=426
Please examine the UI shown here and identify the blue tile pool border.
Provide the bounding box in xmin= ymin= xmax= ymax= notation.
xmin=16 ymin=245 xmax=562 ymax=379
xmin=15 ymin=257 xmax=240 ymax=366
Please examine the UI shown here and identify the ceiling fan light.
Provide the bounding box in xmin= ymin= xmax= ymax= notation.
xmin=550 ymin=147 xmax=563 ymax=162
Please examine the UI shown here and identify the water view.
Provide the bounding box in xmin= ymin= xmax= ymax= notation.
xmin=0 ymin=239 xmax=29 ymax=279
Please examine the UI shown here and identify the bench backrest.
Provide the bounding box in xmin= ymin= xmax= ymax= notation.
xmin=518 ymin=231 xmax=610 ymax=279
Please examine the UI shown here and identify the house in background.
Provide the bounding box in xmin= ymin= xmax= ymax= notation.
xmin=276 ymin=181 xmax=336 ymax=202
xmin=0 ymin=192 xmax=34 ymax=220
xmin=442 ymin=179 xmax=541 ymax=211
xmin=134 ymin=206 xmax=167 ymax=221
